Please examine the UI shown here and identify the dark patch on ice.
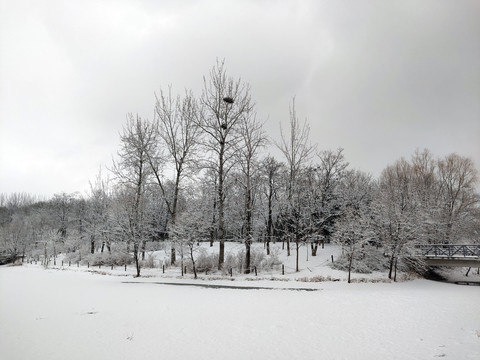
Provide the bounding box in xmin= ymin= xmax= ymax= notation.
xmin=81 ymin=311 xmax=98 ymax=315
xmin=423 ymin=269 xmax=447 ymax=281
xmin=122 ymin=281 xmax=320 ymax=291
xmin=453 ymin=281 xmax=480 ymax=286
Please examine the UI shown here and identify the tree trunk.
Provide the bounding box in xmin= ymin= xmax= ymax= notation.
xmin=244 ymin=172 xmax=252 ymax=274
xmin=209 ymin=229 xmax=214 ymax=247
xmin=347 ymin=253 xmax=354 ymax=283
xmin=190 ymin=245 xmax=197 ymax=279
xmin=141 ymin=240 xmax=146 ymax=261
xmin=295 ymin=240 xmax=299 ymax=272
xmin=169 ymin=172 xmax=182 ymax=266
xmin=266 ymin=193 xmax=273 ymax=256
xmin=90 ymin=236 xmax=95 ymax=254
xmin=388 ymin=253 xmax=395 ymax=279
xmin=393 ymin=257 xmax=398 ymax=282
xmin=210 ymin=190 xmax=217 ymax=247
xmin=245 ymin=237 xmax=251 ymax=274
xmin=218 ymin=143 xmax=225 ymax=269
xmin=465 ymin=267 xmax=471 ymax=277
xmin=134 ymin=243 xmax=141 ymax=277
xmin=311 ymin=241 xmax=318 ymax=256
xmin=219 ymin=240 xmax=225 ymax=270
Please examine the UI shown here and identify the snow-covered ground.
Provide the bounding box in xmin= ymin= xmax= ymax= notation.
xmin=33 ymin=242 xmax=377 ymax=282
xmin=1 ymin=244 xmax=479 ymax=360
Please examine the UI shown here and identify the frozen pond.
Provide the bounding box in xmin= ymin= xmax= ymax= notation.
xmin=1 ymin=266 xmax=479 ymax=360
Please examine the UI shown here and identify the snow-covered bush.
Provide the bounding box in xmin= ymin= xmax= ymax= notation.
xmin=297 ymin=275 xmax=337 ymax=282
xmin=331 ymin=246 xmax=389 ymax=274
xmin=397 ymin=256 xmax=428 ymax=275
xmin=141 ymin=254 xmax=156 ymax=268
xmin=262 ymin=246 xmax=282 ymax=269
xmin=194 ymin=249 xmax=218 ymax=273
xmin=222 ymin=252 xmax=239 ymax=274
xmin=63 ymin=251 xmax=82 ymax=264
xmin=250 ymin=248 xmax=266 ymax=270
xmin=84 ymin=251 xmax=132 ymax=266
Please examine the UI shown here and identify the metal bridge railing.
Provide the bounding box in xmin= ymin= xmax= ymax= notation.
xmin=417 ymin=244 xmax=480 ymax=258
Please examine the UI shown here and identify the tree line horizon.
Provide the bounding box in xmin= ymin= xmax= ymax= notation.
xmin=1 ymin=61 xmax=479 ymax=279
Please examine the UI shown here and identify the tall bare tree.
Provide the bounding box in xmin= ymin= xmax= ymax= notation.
xmin=276 ymin=98 xmax=315 ymax=269
xmin=152 ymin=87 xmax=201 ymax=264
xmin=197 ymin=60 xmax=253 ymax=269
xmin=260 ymin=156 xmax=284 ymax=255
xmin=236 ymin=111 xmax=266 ymax=273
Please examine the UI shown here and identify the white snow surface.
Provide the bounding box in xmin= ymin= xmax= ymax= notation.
xmin=1 ymin=243 xmax=479 ymax=360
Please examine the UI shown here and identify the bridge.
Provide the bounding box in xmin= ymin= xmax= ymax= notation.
xmin=417 ymin=244 xmax=480 ymax=267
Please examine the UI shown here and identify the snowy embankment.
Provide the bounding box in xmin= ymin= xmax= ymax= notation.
xmin=1 ymin=264 xmax=479 ymax=360
xmin=35 ymin=243 xmax=380 ymax=282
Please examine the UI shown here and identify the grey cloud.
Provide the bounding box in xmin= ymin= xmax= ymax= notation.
xmin=0 ymin=0 xmax=478 ymax=196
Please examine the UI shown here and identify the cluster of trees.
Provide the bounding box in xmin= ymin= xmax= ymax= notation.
xmin=1 ymin=62 xmax=479 ymax=278
xmin=335 ymin=150 xmax=479 ymax=281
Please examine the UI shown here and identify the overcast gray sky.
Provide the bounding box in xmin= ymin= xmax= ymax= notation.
xmin=1 ymin=0 xmax=479 ymax=198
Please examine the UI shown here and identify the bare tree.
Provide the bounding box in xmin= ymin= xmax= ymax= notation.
xmin=0 ymin=212 xmax=29 ymax=263
xmin=436 ymin=153 xmax=479 ymax=243
xmin=152 ymin=87 xmax=201 ymax=264
xmin=375 ymin=158 xmax=419 ymax=280
xmin=309 ymin=148 xmax=349 ymax=256
xmin=171 ymin=200 xmax=208 ymax=280
xmin=111 ymin=114 xmax=156 ymax=277
xmin=85 ymin=171 xmax=112 ymax=254
xmin=236 ymin=111 xmax=266 ymax=273
xmin=197 ymin=60 xmax=254 ymax=269
xmin=51 ymin=193 xmax=76 ymax=240
xmin=333 ymin=206 xmax=372 ymax=283
xmin=276 ymin=98 xmax=315 ymax=270
xmin=260 ymin=156 xmax=284 ymax=255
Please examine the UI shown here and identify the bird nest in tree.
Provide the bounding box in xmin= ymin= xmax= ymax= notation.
xmin=223 ymin=96 xmax=234 ymax=104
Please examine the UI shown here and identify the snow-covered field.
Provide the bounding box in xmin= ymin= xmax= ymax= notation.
xmin=1 ymin=253 xmax=479 ymax=360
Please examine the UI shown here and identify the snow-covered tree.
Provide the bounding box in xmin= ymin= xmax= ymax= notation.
xmin=259 ymin=156 xmax=284 ymax=255
xmin=306 ymin=148 xmax=349 ymax=256
xmin=235 ymin=111 xmax=266 ymax=273
xmin=333 ymin=207 xmax=372 ymax=283
xmin=436 ymin=153 xmax=479 ymax=243
xmin=152 ymin=87 xmax=201 ymax=264
xmin=111 ymin=114 xmax=156 ymax=276
xmin=197 ymin=60 xmax=254 ymax=269
xmin=276 ymin=98 xmax=315 ymax=271
xmin=374 ymin=159 xmax=421 ymax=280
xmin=170 ymin=186 xmax=210 ymax=279
xmin=84 ymin=172 xmax=113 ymax=254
